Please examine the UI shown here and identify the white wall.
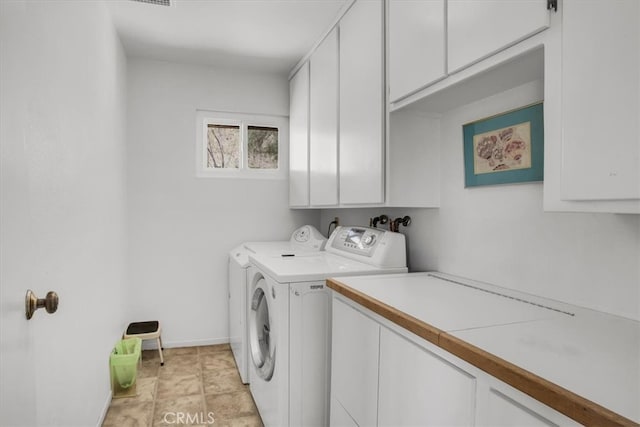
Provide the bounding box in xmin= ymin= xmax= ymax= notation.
xmin=0 ymin=1 xmax=128 ymax=425
xmin=322 ymin=80 xmax=640 ymax=321
xmin=126 ymin=59 xmax=319 ymax=347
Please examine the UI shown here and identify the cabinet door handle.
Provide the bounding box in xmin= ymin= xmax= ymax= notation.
xmin=25 ymin=290 xmax=59 ymax=320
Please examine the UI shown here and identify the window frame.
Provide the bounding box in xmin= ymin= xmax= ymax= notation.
xmin=196 ymin=110 xmax=288 ymax=179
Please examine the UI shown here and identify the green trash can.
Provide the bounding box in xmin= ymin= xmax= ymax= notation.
xmin=110 ymin=337 xmax=141 ymax=398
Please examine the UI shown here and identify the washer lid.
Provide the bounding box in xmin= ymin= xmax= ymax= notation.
xmin=249 ymin=252 xmax=407 ymax=283
xmin=243 ymin=241 xmax=292 ymax=256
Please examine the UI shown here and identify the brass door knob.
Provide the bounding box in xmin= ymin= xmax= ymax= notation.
xmin=25 ymin=290 xmax=59 ymax=320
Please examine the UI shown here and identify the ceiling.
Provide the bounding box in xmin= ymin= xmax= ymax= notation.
xmin=107 ymin=0 xmax=348 ymax=75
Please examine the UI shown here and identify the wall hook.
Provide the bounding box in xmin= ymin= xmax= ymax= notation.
xmin=371 ymin=215 xmax=389 ymax=228
xmin=25 ymin=290 xmax=59 ymax=320
xmin=391 ymin=216 xmax=412 ymax=232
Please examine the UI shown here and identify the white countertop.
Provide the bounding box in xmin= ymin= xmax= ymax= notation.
xmin=330 ymin=272 xmax=568 ymax=331
xmin=330 ymin=272 xmax=640 ymax=424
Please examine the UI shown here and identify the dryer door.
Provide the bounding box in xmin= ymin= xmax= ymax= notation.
xmin=249 ymin=278 xmax=276 ymax=381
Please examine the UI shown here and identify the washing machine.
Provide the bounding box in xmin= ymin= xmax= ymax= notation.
xmin=228 ymin=225 xmax=326 ymax=384
xmin=247 ymin=226 xmax=408 ymax=427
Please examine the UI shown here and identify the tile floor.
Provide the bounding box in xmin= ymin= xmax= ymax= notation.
xmin=102 ymin=344 xmax=263 ymax=427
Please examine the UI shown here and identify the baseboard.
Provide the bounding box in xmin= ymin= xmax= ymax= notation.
xmin=141 ymin=337 xmax=229 ymax=350
xmin=96 ymin=389 xmax=112 ymax=426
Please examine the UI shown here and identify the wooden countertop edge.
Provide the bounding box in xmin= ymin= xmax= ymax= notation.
xmin=326 ymin=278 xmax=639 ymax=427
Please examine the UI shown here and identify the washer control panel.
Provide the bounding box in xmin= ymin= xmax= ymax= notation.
xmin=329 ymin=226 xmax=384 ymax=256
xmin=327 ymin=225 xmax=406 ymax=268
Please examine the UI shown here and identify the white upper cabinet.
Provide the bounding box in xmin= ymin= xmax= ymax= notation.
xmin=309 ymin=28 xmax=339 ymax=207
xmin=560 ymin=0 xmax=639 ymax=202
xmin=544 ymin=0 xmax=640 ymax=213
xmin=388 ymin=0 xmax=446 ymax=103
xmin=292 ymin=0 xmax=385 ymax=208
xmin=339 ymin=0 xmax=384 ymax=205
xmin=289 ymin=62 xmax=309 ymax=207
xmin=447 ymin=0 xmax=550 ymax=73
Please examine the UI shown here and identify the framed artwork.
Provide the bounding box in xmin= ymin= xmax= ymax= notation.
xmin=463 ymin=102 xmax=543 ymax=187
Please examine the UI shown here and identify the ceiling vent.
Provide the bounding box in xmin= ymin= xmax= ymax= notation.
xmin=130 ymin=0 xmax=171 ymax=6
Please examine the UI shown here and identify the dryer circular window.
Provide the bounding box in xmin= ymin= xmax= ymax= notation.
xmin=249 ymin=278 xmax=275 ymax=381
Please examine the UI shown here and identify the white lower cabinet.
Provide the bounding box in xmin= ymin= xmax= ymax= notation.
xmin=378 ymin=327 xmax=476 ymax=426
xmin=331 ymin=295 xmax=581 ymax=427
xmin=330 ymin=397 xmax=358 ymax=427
xmin=489 ymin=392 xmax=555 ymax=426
xmin=476 ymin=379 xmax=580 ymax=427
xmin=289 ymin=283 xmax=332 ymax=427
xmin=482 ymin=388 xmax=563 ymax=426
xmin=331 ymin=298 xmax=380 ymax=427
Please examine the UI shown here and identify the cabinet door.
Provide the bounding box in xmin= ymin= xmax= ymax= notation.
xmin=388 ymin=0 xmax=446 ymax=102
xmin=289 ymin=283 xmax=331 ymax=427
xmin=477 ymin=383 xmax=580 ymax=427
xmin=561 ymin=0 xmax=640 ymax=201
xmin=289 ymin=62 xmax=309 ymax=207
xmin=378 ymin=327 xmax=477 ymax=427
xmin=448 ymin=0 xmax=550 ymax=73
xmin=309 ymin=28 xmax=339 ymax=206
xmin=339 ymin=0 xmax=384 ymax=205
xmin=330 ymin=397 xmax=359 ymax=427
xmin=331 ymin=298 xmax=380 ymax=427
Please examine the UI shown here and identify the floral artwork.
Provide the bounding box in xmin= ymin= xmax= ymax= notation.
xmin=473 ymin=122 xmax=531 ymax=174
xmin=463 ymin=103 xmax=543 ymax=187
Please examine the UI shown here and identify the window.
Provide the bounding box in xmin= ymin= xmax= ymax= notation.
xmin=196 ymin=110 xmax=288 ymax=179
xmin=247 ymin=126 xmax=278 ymax=170
xmin=207 ymin=123 xmax=240 ymax=169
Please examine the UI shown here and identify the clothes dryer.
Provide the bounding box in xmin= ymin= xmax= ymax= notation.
xmin=247 ymin=226 xmax=408 ymax=427
xmin=228 ymin=225 xmax=325 ymax=384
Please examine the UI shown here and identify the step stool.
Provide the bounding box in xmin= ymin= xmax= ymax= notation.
xmin=124 ymin=321 xmax=164 ymax=366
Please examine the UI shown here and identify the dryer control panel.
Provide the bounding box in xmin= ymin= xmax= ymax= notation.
xmin=326 ymin=226 xmax=406 ymax=268
xmin=289 ymin=225 xmax=327 ymax=251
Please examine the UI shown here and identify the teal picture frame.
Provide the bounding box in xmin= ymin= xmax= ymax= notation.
xmin=463 ymin=103 xmax=543 ymax=187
